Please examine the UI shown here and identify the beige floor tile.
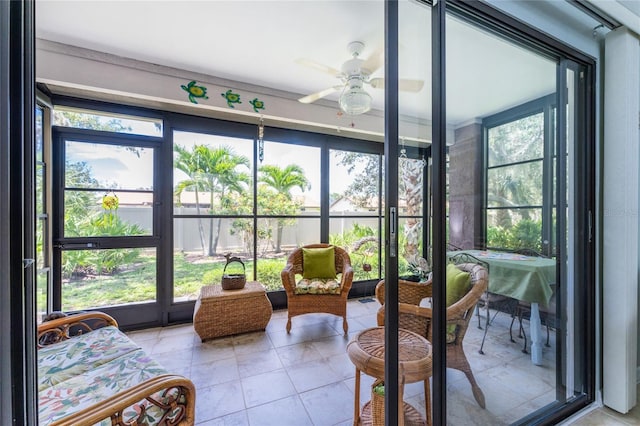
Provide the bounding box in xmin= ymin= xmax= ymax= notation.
xmin=568 ymin=410 xmax=631 ymax=426
xmin=232 ymin=332 xmax=274 ymax=355
xmin=195 ymin=381 xmax=246 ymax=423
xmin=286 ymin=357 xmax=344 ymax=393
xmin=241 ymin=369 xmax=297 ymax=408
xmin=245 ymin=395 xmax=313 ymax=426
xmin=236 ymin=348 xmax=283 ymax=379
xmin=190 ymin=356 xmax=240 ymax=389
xmin=123 ymin=298 xmax=623 ymax=425
xmin=275 ymin=341 xmax=323 ymax=367
xmin=197 ymin=410 xmax=248 ymax=426
xmin=299 ymin=381 xmax=354 ymax=425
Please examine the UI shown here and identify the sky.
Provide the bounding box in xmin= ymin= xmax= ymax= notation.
xmin=66 ymin=130 xmax=363 ymax=198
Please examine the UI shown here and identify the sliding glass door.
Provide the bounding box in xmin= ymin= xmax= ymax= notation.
xmin=52 ymin=114 xmax=163 ymax=327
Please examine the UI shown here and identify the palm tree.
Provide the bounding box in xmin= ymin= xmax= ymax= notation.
xmin=174 ymin=144 xmax=250 ymax=256
xmin=174 ymin=144 xmax=208 ymax=254
xmin=258 ymin=164 xmax=310 ymax=252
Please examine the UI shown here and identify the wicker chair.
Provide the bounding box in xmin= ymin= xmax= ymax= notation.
xmin=374 ymin=278 xmax=432 ymax=326
xmin=281 ymin=244 xmax=354 ymax=334
xmin=376 ymin=261 xmax=488 ymax=409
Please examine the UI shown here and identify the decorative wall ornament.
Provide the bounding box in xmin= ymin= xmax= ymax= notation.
xmin=221 ymin=89 xmax=242 ymax=108
xmin=250 ymin=98 xmax=266 ymax=113
xmin=258 ymin=117 xmax=265 ymax=163
xmin=102 ymin=192 xmax=119 ymax=211
xmin=181 ymin=80 xmax=209 ymax=104
xmin=399 ymin=139 xmax=427 ymax=262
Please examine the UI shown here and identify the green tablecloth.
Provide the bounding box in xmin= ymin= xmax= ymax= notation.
xmin=451 ymin=250 xmax=556 ymax=306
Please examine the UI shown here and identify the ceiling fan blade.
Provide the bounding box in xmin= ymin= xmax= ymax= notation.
xmin=295 ymin=58 xmax=341 ymax=77
xmin=369 ymin=78 xmax=424 ymax=92
xmin=361 ymin=45 xmax=383 ymax=74
xmin=298 ymin=85 xmax=342 ymax=104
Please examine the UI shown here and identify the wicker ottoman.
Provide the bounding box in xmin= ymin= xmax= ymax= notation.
xmin=193 ymin=281 xmax=272 ymax=341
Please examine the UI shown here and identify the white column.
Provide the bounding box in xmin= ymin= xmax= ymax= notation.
xmin=602 ymin=27 xmax=640 ymax=414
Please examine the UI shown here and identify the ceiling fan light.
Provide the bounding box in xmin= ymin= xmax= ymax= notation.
xmin=339 ymin=87 xmax=372 ymax=115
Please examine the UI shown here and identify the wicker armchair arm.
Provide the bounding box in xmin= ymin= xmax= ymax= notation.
xmin=375 ymin=279 xmax=433 ymax=306
xmin=339 ymin=263 xmax=354 ymax=295
xmin=49 ymin=374 xmax=196 ymax=426
xmin=281 ymin=263 xmax=297 ymax=294
xmin=37 ymin=311 xmax=119 ymax=349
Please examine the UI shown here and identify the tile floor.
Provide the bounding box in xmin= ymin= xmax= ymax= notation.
xmin=125 ymin=298 xmax=633 ymax=425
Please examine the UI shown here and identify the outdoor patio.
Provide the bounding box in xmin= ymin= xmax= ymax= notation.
xmin=127 ymin=297 xmax=561 ymax=425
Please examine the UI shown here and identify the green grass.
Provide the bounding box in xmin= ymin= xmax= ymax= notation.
xmin=61 ymin=252 xmax=289 ymax=310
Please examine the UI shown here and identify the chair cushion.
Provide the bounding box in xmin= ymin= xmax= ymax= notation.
xmin=446 ymin=263 xmax=471 ymax=307
xmin=37 ymin=325 xmax=140 ymax=391
xmin=302 ymin=246 xmax=337 ymax=279
xmin=295 ymin=278 xmax=341 ymax=295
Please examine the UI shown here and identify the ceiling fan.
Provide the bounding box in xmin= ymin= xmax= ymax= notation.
xmin=296 ymin=41 xmax=424 ymax=115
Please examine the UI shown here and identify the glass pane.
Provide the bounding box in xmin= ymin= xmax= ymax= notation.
xmin=258 ymin=141 xmax=320 ymax=215
xmin=330 ymin=217 xmax=380 ymax=281
xmin=173 ymin=131 xmax=253 ymax=216
xmin=488 ymin=112 xmax=544 ymax=167
xmin=36 ymin=270 xmax=48 ymax=324
xmin=446 ymin=9 xmax=559 ymax=424
xmin=251 ymin=217 xmax=320 ymax=291
xmin=256 ymin=256 xmax=288 ymax=291
xmin=65 ymin=141 xmax=154 ymax=190
xmin=35 ymin=106 xmax=43 ymax=162
xmin=174 ymin=218 xmax=256 ymax=302
xmin=399 ymin=156 xmax=425 ymax=217
xmin=487 ymin=161 xmax=543 ymax=207
xmin=398 ymin=217 xmax=427 ymax=277
xmin=36 ymin=162 xmax=45 ymax=215
xmin=330 ymin=150 xmax=380 ymax=213
xmin=61 ymin=248 xmax=157 ymax=310
xmin=54 ymin=106 xmax=163 ymax=137
xmin=486 ymin=208 xmax=543 ymax=251
xmin=64 ymin=190 xmax=152 ymax=236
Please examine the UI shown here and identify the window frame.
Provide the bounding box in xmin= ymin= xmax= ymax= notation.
xmin=482 ymin=94 xmax=556 ymax=255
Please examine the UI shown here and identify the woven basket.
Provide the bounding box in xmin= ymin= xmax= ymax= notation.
xmin=371 ymin=379 xmax=385 ymax=426
xmin=221 ymin=256 xmax=246 ymax=290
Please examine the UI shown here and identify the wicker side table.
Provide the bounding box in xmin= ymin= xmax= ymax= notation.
xmin=193 ymin=281 xmax=272 ymax=341
xmin=347 ymin=326 xmax=432 ymax=426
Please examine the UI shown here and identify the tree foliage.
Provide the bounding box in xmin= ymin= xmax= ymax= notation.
xmin=53 ymin=110 xmax=133 ymax=133
xmin=332 ymin=151 xmax=381 ymax=208
xmin=257 ymin=164 xmax=310 ymax=252
xmin=174 ymin=143 xmax=250 ymax=256
xmin=487 ymin=114 xmax=544 ymax=232
xmin=230 ymin=186 xmax=303 ymax=256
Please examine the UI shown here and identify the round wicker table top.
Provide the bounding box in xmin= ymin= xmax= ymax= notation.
xmin=347 ymin=326 xmax=432 ymax=383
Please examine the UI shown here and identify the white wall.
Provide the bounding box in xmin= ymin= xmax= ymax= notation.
xmin=603 ymin=27 xmax=640 ymax=414
xmin=36 ymin=40 xmax=454 ymax=146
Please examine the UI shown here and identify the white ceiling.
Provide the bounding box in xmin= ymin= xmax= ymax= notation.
xmin=36 ymin=0 xmax=597 ymax=126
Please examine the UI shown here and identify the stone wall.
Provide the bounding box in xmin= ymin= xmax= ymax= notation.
xmin=448 ymin=122 xmax=483 ymax=249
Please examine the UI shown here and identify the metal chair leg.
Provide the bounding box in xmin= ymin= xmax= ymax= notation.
xmin=478 ymin=300 xmax=490 ymax=355
xmin=518 ymin=313 xmax=528 ymax=354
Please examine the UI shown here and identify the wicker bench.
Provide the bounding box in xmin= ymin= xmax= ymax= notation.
xmin=193 ymin=281 xmax=272 ymax=341
xmin=37 ymin=312 xmax=196 ymax=425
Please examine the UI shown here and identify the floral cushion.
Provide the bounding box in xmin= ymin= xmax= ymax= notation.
xmin=37 ymin=326 xmax=139 ymax=391
xmin=38 ymin=348 xmax=182 ymax=425
xmin=295 ymin=278 xmax=341 ymax=295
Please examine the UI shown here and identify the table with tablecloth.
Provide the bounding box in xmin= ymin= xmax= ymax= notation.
xmin=450 ymin=249 xmax=556 ymax=365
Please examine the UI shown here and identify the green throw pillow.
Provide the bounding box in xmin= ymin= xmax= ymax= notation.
xmin=446 ymin=263 xmax=471 ymax=307
xmin=302 ymin=246 xmax=337 ymax=279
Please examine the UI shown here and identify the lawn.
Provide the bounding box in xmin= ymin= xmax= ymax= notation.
xmin=60 ymin=252 xmax=288 ymax=311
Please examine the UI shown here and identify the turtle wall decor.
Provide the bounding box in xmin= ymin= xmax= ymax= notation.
xmin=221 ymin=89 xmax=242 ymax=108
xmin=249 ymin=98 xmax=266 ymax=113
xmin=181 ymin=80 xmax=209 ymax=104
